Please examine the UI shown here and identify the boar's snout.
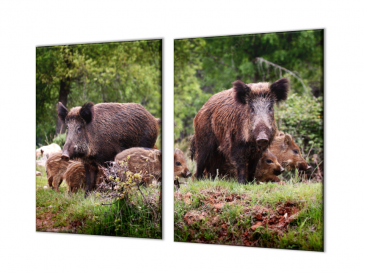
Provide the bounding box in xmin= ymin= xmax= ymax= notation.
xmin=185 ymin=169 xmax=192 ymax=178
xmin=256 ymin=131 xmax=269 ymax=147
xmin=298 ymin=162 xmax=310 ymax=171
xmin=61 ymin=151 xmax=70 ymax=161
xmin=274 ymin=166 xmax=285 ymax=176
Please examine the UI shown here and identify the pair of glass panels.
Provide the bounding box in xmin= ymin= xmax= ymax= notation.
xmin=36 ymin=29 xmax=323 ymax=252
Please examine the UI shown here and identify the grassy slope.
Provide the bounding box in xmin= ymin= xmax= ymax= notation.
xmin=174 ymin=175 xmax=323 ymax=251
xmin=36 ymin=166 xmax=161 ymax=239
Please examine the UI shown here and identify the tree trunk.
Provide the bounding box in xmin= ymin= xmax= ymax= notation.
xmin=56 ymin=48 xmax=73 ymax=136
xmin=56 ymin=79 xmax=71 ymax=135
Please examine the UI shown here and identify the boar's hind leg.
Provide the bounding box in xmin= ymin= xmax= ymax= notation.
xmin=195 ymin=138 xmax=217 ymax=180
xmin=47 ymin=176 xmax=54 ymax=189
xmin=84 ymin=164 xmax=98 ymax=198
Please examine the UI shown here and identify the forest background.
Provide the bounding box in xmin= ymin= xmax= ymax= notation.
xmin=36 ymin=39 xmax=162 ymax=148
xmin=174 ymin=30 xmax=323 ymax=175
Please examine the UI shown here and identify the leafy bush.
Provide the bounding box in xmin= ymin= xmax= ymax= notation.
xmin=52 ymin=133 xmax=66 ymax=148
xmin=276 ymin=94 xmax=323 ymax=168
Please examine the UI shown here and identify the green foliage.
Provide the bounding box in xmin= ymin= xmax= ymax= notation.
xmin=276 ymin=94 xmax=324 ymax=160
xmin=174 ymin=30 xmax=324 ymax=142
xmin=174 ymin=39 xmax=210 ymax=139
xmin=36 ymin=40 xmax=162 ymax=146
xmin=52 ymin=133 xmax=66 ymax=148
xmin=36 ymin=169 xmax=161 ymax=238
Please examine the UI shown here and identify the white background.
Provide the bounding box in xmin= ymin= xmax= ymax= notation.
xmin=0 ymin=0 xmax=364 ymax=272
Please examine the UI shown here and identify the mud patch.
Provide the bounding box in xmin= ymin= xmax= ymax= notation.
xmin=36 ymin=211 xmax=83 ymax=233
xmin=176 ymin=188 xmax=302 ymax=246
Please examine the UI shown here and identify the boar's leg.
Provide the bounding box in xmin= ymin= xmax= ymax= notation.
xmin=53 ymin=174 xmax=62 ymax=192
xmin=246 ymin=156 xmax=261 ymax=183
xmin=84 ymin=164 xmax=98 ymax=198
xmin=47 ymin=176 xmax=54 ymax=189
xmin=236 ymin=167 xmax=246 ymax=184
xmin=195 ymin=138 xmax=217 ymax=179
xmin=230 ymin=149 xmax=247 ymax=184
xmin=206 ymin=151 xmax=225 ymax=179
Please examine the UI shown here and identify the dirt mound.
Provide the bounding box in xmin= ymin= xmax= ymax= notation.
xmin=176 ymin=189 xmax=302 ymax=246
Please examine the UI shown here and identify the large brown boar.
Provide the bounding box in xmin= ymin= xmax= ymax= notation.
xmin=64 ymin=162 xmax=104 ymax=193
xmin=58 ymin=102 xmax=159 ymax=197
xmin=174 ymin=148 xmax=192 ymax=188
xmin=45 ymin=152 xmax=77 ymax=192
xmin=270 ymin=132 xmax=311 ymax=171
xmin=192 ymin=79 xmax=289 ymax=184
xmin=115 ymin=147 xmax=162 ymax=184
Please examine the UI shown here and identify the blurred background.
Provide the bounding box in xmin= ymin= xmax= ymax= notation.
xmin=174 ymin=30 xmax=323 ymax=180
xmin=36 ymin=39 xmax=162 ymax=149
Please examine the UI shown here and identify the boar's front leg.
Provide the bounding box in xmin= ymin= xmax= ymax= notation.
xmin=231 ymin=148 xmax=247 ymax=184
xmin=84 ymin=163 xmax=98 ymax=198
xmin=246 ymin=156 xmax=261 ymax=183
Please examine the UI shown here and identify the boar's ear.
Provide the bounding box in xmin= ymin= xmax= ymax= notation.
xmin=270 ymin=78 xmax=289 ymax=103
xmin=80 ymin=102 xmax=94 ymax=124
xmin=233 ymin=80 xmax=250 ymax=104
xmin=284 ymin=134 xmax=293 ymax=145
xmin=58 ymin=102 xmax=69 ymax=123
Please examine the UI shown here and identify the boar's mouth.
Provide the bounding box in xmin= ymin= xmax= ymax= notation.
xmin=297 ymin=162 xmax=311 ymax=171
xmin=61 ymin=150 xmax=70 ymax=161
xmin=273 ymin=168 xmax=284 ymax=176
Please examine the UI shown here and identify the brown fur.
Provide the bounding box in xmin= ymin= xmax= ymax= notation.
xmin=208 ymin=149 xmax=284 ymax=183
xmin=174 ymin=148 xmax=191 ymax=188
xmin=58 ymin=102 xmax=159 ymax=197
xmin=269 ymin=132 xmax=311 ymax=171
xmin=64 ymin=162 xmax=104 ymax=193
xmin=174 ymin=148 xmax=191 ymax=179
xmin=115 ymin=147 xmax=162 ymax=184
xmin=45 ymin=152 xmax=77 ymax=192
xmin=192 ymin=79 xmax=289 ymax=184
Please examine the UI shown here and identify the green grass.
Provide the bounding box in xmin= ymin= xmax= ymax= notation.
xmin=174 ymin=174 xmax=323 ymax=251
xmin=36 ymin=167 xmax=161 ymax=239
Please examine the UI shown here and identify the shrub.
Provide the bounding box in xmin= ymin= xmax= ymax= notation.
xmin=275 ymin=94 xmax=323 ymax=172
xmin=52 ymin=133 xmax=66 ymax=149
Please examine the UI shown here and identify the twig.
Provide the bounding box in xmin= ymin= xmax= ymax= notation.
xmin=137 ymin=185 xmax=158 ymax=223
xmin=255 ymin=57 xmax=309 ymax=94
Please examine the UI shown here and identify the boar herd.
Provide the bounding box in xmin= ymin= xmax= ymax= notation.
xmin=190 ymin=78 xmax=311 ymax=183
xmin=38 ymin=78 xmax=312 ymax=198
xmin=41 ymin=101 xmax=191 ymax=197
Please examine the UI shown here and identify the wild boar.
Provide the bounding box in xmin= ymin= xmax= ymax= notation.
xmin=202 ymin=148 xmax=284 ymax=183
xmin=45 ymin=152 xmax=77 ymax=192
xmin=192 ymin=79 xmax=289 ymax=184
xmin=115 ymin=147 xmax=162 ymax=184
xmin=174 ymin=148 xmax=192 ymax=188
xmin=58 ymin=102 xmax=159 ymax=197
xmin=64 ymin=162 xmax=104 ymax=193
xmin=270 ymin=132 xmax=311 ymax=171
xmin=36 ymin=143 xmax=62 ymax=159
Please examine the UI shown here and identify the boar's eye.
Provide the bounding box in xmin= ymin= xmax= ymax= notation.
xmin=266 ymin=159 xmax=273 ymax=164
xmin=293 ymin=149 xmax=299 ymax=154
xmin=250 ymin=107 xmax=255 ymax=114
xmin=175 ymin=161 xmax=182 ymax=166
xmin=268 ymin=105 xmax=273 ymax=112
